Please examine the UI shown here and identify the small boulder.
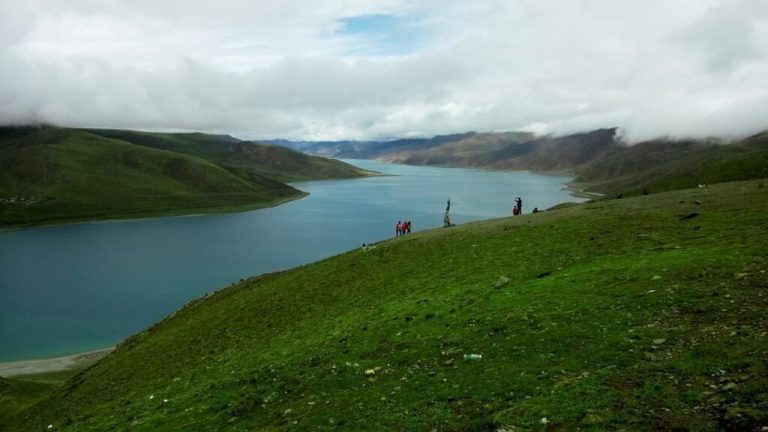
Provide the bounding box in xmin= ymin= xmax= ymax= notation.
xmin=495 ymin=276 xmax=511 ymax=288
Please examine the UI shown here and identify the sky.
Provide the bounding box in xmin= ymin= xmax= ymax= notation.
xmin=1 ymin=0 xmax=768 ymax=142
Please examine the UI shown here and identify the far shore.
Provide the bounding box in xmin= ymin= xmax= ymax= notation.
xmin=0 ymin=191 xmax=309 ymax=233
xmin=0 ymin=347 xmax=114 ymax=378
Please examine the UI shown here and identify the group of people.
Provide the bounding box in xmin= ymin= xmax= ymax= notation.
xmin=395 ymin=196 xmax=524 ymax=238
xmin=395 ymin=220 xmax=412 ymax=237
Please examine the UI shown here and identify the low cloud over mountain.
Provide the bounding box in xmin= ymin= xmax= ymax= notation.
xmin=1 ymin=0 xmax=767 ymax=142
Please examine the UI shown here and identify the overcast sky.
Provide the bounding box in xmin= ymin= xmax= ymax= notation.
xmin=2 ymin=0 xmax=768 ymax=142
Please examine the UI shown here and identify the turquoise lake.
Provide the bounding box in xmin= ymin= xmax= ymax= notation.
xmin=0 ymin=160 xmax=581 ymax=361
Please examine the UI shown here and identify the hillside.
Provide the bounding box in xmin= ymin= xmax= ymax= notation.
xmin=274 ymin=129 xmax=618 ymax=172
xmin=0 ymin=127 xmax=373 ymax=229
xmin=86 ymin=129 xmax=372 ymax=184
xmin=4 ymin=180 xmax=767 ymax=431
xmin=267 ymin=132 xmax=485 ymax=161
xmin=0 ymin=377 xmax=56 ymax=425
xmin=277 ymin=129 xmax=768 ymax=197
xmin=575 ymin=133 xmax=768 ymax=197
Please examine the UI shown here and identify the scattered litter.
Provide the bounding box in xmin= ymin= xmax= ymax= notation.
xmin=149 ymin=395 xmax=154 ymax=400
xmin=463 ymin=354 xmax=482 ymax=361
xmin=541 ymin=417 xmax=549 ymax=424
xmin=365 ymin=369 xmax=376 ymax=376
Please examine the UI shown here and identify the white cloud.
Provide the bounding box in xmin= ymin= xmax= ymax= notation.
xmin=1 ymin=0 xmax=767 ymax=142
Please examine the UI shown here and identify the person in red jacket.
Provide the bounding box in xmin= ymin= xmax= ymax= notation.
xmin=395 ymin=221 xmax=403 ymax=237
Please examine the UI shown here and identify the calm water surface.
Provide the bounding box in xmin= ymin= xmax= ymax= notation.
xmin=0 ymin=160 xmax=581 ymax=361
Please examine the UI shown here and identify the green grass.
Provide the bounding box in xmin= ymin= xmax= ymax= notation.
xmin=578 ymin=133 xmax=768 ymax=197
xmin=3 ymin=180 xmax=766 ymax=431
xmin=0 ymin=127 xmax=373 ymax=229
xmin=84 ymin=128 xmax=375 ymax=184
xmin=0 ymin=378 xmax=59 ymax=425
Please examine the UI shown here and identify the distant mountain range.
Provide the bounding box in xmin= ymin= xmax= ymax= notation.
xmin=0 ymin=126 xmax=373 ymax=229
xmin=271 ymin=129 xmax=768 ymax=197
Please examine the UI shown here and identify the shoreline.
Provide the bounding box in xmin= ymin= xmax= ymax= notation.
xmin=0 ymin=347 xmax=114 ymax=378
xmin=0 ymin=163 xmax=580 ymax=377
xmin=0 ymin=191 xmax=309 ymax=233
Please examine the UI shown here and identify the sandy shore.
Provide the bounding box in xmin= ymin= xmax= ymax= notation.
xmin=0 ymin=347 xmax=114 ymax=378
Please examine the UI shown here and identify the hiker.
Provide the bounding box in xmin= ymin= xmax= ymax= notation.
xmin=514 ymin=197 xmax=522 ymax=216
xmin=395 ymin=221 xmax=402 ymax=237
xmin=406 ymin=221 xmax=412 ymax=234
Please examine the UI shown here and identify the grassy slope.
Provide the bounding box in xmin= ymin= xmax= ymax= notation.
xmin=85 ymin=129 xmax=374 ymax=183
xmin=287 ymin=128 xmax=768 ymax=198
xmin=578 ymin=134 xmax=768 ymax=197
xmin=4 ymin=180 xmax=767 ymax=431
xmin=0 ymin=127 xmax=299 ymax=228
xmin=0 ymin=378 xmax=58 ymax=425
xmin=0 ymin=127 xmax=373 ymax=229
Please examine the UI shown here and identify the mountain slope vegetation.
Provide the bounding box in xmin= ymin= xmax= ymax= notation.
xmin=0 ymin=127 xmax=372 ymax=229
xmin=4 ymin=180 xmax=767 ymax=431
xmin=575 ymin=132 xmax=768 ymax=196
xmin=279 ymin=129 xmax=768 ymax=197
xmin=86 ymin=129 xmax=371 ymax=184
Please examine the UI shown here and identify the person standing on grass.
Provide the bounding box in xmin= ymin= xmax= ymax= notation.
xmin=514 ymin=197 xmax=522 ymax=216
xmin=406 ymin=221 xmax=412 ymax=234
xmin=396 ymin=221 xmax=402 ymax=237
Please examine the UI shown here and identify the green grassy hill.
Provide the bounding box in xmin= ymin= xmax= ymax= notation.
xmin=85 ymin=129 xmax=373 ymax=184
xmin=3 ymin=180 xmax=766 ymax=431
xmin=0 ymin=378 xmax=57 ymax=425
xmin=0 ymin=127 xmax=373 ymax=229
xmin=576 ymin=133 xmax=768 ymax=197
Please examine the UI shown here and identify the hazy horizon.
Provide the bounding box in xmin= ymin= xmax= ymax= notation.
xmin=2 ymin=1 xmax=767 ymax=143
